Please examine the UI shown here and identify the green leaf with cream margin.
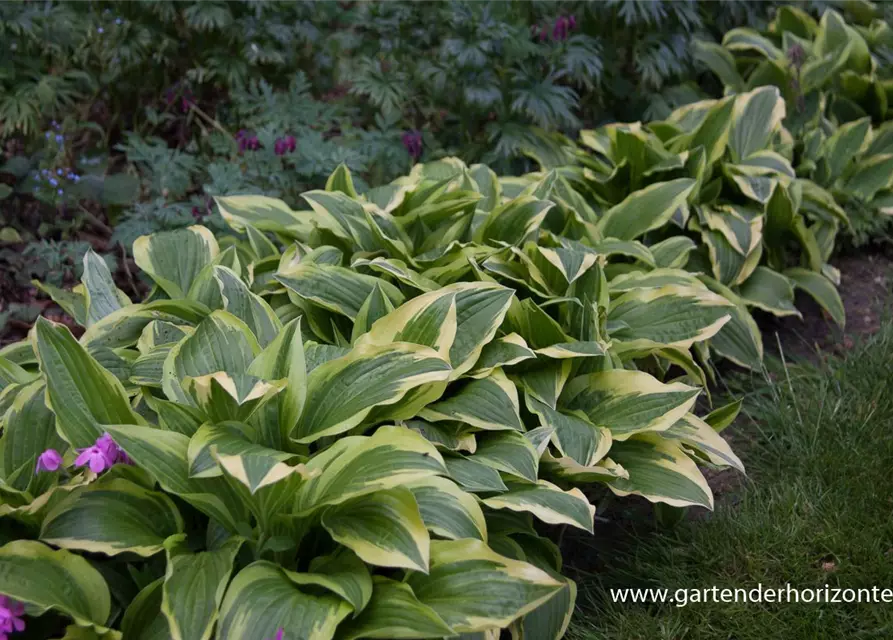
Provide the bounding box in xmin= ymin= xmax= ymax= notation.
xmin=162 ymin=535 xmax=242 ymax=640
xmin=0 ymin=540 xmax=111 ymax=629
xmin=784 ymin=267 xmax=845 ymax=328
xmin=421 ymin=369 xmax=524 ymax=432
xmin=34 ymin=317 xmax=141 ymax=448
xmin=292 ymin=342 xmax=452 ymax=443
xmin=406 ymin=539 xmax=563 ymax=633
xmin=406 ymin=475 xmax=488 ymax=542
xmin=608 ymin=284 xmax=733 ymax=352
xmin=182 ymin=373 xmax=285 ymax=424
xmin=322 ymin=487 xmax=431 ymax=572
xmin=294 ymin=426 xmax=447 ymax=513
xmin=595 ymin=179 xmax=696 ymax=241
xmin=560 ymin=370 xmax=700 ymax=440
xmin=608 ymin=434 xmax=714 ymax=509
xmin=162 ymin=310 xmax=261 ymax=405
xmin=728 ymin=86 xmax=786 ymax=163
xmin=217 ymin=562 xmax=352 ymax=640
xmin=483 ymin=480 xmax=595 ymax=533
xmin=339 ymin=576 xmax=455 ymax=640
xmin=357 ymin=282 xmax=514 ymax=378
xmin=40 ymin=478 xmax=184 ymax=557
xmin=215 ymin=195 xmax=314 ymax=235
xmin=133 ymin=225 xmax=219 ymax=298
xmin=664 ymin=413 xmax=745 ymax=473
xmin=526 ymin=395 xmax=612 ymax=467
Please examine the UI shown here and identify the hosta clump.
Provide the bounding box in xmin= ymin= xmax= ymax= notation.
xmin=0 ymin=162 xmax=746 ymax=639
xmin=695 ymin=5 xmax=893 ymax=245
xmin=548 ymin=85 xmax=847 ymax=366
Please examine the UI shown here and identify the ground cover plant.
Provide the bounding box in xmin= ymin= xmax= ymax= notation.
xmin=568 ymin=317 xmax=893 ymax=640
xmin=0 ymin=155 xmax=758 ymax=638
xmin=695 ymin=4 xmax=893 ymax=245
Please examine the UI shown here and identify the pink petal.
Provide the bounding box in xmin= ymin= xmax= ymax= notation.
xmin=88 ymin=454 xmax=107 ymax=474
xmin=74 ymin=449 xmax=93 ymax=467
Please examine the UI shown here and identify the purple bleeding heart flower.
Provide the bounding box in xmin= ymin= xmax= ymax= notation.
xmin=402 ymin=130 xmax=422 ymax=160
xmin=285 ymin=135 xmax=296 ymax=153
xmin=35 ymin=449 xmax=63 ymax=474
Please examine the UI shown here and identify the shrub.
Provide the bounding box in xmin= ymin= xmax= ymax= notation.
xmin=694 ymin=5 xmax=893 ymax=245
xmin=0 ymin=159 xmax=749 ymax=638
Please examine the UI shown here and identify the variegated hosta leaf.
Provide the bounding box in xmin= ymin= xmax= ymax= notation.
xmin=217 ymin=562 xmax=352 ymax=640
xmin=121 ymin=578 xmax=169 ymax=640
xmin=474 ymin=196 xmax=553 ymax=246
xmin=608 ymin=434 xmax=714 ymax=509
xmin=182 ymin=372 xmax=285 ymax=424
xmin=540 ymin=451 xmax=629 ymax=484
xmin=516 ymin=361 xmax=572 ymax=410
xmin=82 ymin=249 xmax=130 ymax=326
xmin=784 ymin=267 xmax=845 ymax=328
xmin=247 ymin=318 xmax=306 ymax=447
xmin=186 ymin=423 xmax=311 ymax=493
xmin=595 ymin=179 xmax=696 ymax=241
xmin=359 ymin=282 xmax=514 ymax=379
xmin=162 ymin=535 xmax=242 ymax=640
xmin=103 ymin=425 xmax=248 ymax=533
xmin=293 ymin=342 xmax=452 ymax=443
xmin=339 ymin=576 xmax=454 ymax=640
xmin=698 ymin=276 xmax=764 ymax=369
xmin=34 ymin=318 xmax=141 ymax=447
xmin=421 ymin=369 xmax=523 ymax=432
xmin=560 ymin=370 xmax=700 ymax=440
xmin=405 ymin=419 xmax=476 ymax=453
xmin=133 ymin=225 xmax=219 ymax=298
xmin=80 ymin=300 xmax=208 ymax=350
xmin=467 ymin=333 xmax=536 ymax=378
xmin=664 ymin=413 xmax=745 ymax=473
xmin=40 ymin=477 xmax=183 ymax=557
xmin=302 ymin=189 xmax=385 ymax=252
xmin=737 ymin=266 xmax=800 ymax=318
xmin=406 ymin=475 xmax=488 ymax=541
xmin=286 ymin=548 xmax=373 ymax=615
xmin=526 ymin=395 xmax=611 ymax=467
xmin=212 ymin=266 xmax=282 ymax=347
xmin=520 ymin=576 xmax=577 ymax=640
xmin=0 ymin=540 xmax=112 ymax=630
xmin=406 ymin=539 xmax=564 ymax=633
xmin=729 ymin=85 xmax=786 ymax=163
xmin=163 ymin=310 xmax=261 ymax=405
xmin=443 ymin=456 xmax=509 ymax=493
xmin=483 ymin=480 xmax=595 ymax=533
xmin=351 ymin=257 xmax=439 ymax=292
xmin=2 ymin=380 xmax=65 ymax=493
xmin=321 ymin=487 xmax=430 ymax=572
xmin=294 ymin=426 xmax=446 ymax=513
xmin=473 ymin=431 xmax=539 ymax=483
xmin=215 ymin=195 xmax=314 ymax=235
xmin=276 ymin=261 xmax=405 ymax=321
xmin=608 ymin=284 xmax=732 ymax=352
xmin=650 ymin=236 xmax=698 ymax=269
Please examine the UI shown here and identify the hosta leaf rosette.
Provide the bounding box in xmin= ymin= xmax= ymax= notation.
xmin=0 ymin=155 xmax=756 ymax=638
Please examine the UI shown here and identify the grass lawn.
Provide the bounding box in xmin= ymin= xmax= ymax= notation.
xmin=568 ymin=321 xmax=893 ymax=640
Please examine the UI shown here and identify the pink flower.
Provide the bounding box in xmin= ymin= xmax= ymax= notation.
xmin=35 ymin=449 xmax=63 ymax=474
xmin=75 ymin=446 xmax=111 ymax=473
xmin=401 ymin=130 xmax=422 ymax=160
xmin=74 ymin=433 xmax=130 ymax=474
xmin=0 ymin=595 xmax=25 ymax=638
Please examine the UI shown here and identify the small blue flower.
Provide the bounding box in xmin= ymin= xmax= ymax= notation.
xmin=55 ymin=134 xmax=64 ymax=143
xmin=41 ymin=169 xmax=49 ymax=176
xmin=49 ymin=178 xmax=58 ymax=187
xmin=56 ymin=169 xmax=63 ymax=176
xmin=45 ymin=132 xmax=51 ymax=139
xmin=57 ymin=189 xmax=63 ymax=196
xmin=73 ymin=175 xmax=81 ymax=183
xmin=97 ymin=27 xmax=104 ymax=34
xmin=115 ymin=18 xmax=122 ymax=25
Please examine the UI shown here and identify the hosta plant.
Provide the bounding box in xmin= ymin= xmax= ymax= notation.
xmin=549 ymin=84 xmax=847 ymax=360
xmin=694 ymin=5 xmax=893 ymax=244
xmin=0 ymin=161 xmax=746 ymax=638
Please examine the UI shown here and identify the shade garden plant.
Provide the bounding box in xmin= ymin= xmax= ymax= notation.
xmin=0 ymin=81 xmax=854 ymax=638
xmin=694 ymin=5 xmax=893 ymax=245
